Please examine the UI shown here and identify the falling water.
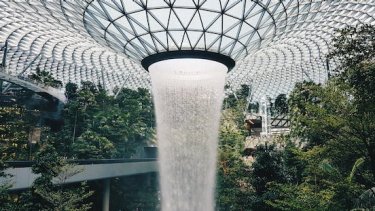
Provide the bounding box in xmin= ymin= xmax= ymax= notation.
xmin=149 ymin=59 xmax=227 ymax=211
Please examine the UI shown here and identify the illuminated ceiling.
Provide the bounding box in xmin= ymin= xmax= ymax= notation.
xmin=0 ymin=0 xmax=374 ymax=101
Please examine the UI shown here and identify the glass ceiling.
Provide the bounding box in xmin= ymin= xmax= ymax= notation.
xmin=0 ymin=0 xmax=374 ymax=102
xmin=82 ymin=0 xmax=283 ymax=62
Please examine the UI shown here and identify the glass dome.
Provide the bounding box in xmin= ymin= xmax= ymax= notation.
xmin=0 ymin=0 xmax=373 ymax=101
xmin=82 ymin=0 xmax=288 ymax=62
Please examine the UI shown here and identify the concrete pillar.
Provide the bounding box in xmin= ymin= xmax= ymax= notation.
xmin=102 ymin=178 xmax=110 ymax=211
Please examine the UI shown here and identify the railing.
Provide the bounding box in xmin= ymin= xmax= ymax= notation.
xmin=5 ymin=158 xmax=158 ymax=168
xmin=2 ymin=158 xmax=158 ymax=190
xmin=0 ymin=72 xmax=67 ymax=103
xmin=270 ymin=113 xmax=290 ymax=128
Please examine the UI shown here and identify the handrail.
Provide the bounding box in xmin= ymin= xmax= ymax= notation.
xmin=5 ymin=158 xmax=158 ymax=168
xmin=0 ymin=71 xmax=67 ymax=103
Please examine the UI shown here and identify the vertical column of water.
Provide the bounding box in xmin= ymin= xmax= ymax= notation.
xmin=149 ymin=59 xmax=227 ymax=211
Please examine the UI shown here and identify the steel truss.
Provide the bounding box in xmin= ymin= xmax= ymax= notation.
xmin=0 ymin=0 xmax=373 ymax=101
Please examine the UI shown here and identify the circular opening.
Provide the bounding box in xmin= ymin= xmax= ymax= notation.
xmin=141 ymin=50 xmax=236 ymax=71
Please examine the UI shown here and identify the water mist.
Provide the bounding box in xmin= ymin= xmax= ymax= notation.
xmin=149 ymin=58 xmax=227 ymax=211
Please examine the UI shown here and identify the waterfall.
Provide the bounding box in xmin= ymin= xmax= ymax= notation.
xmin=149 ymin=58 xmax=227 ymax=211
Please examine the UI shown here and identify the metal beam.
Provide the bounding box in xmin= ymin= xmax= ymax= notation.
xmin=18 ymin=53 xmax=41 ymax=77
xmin=1 ymin=41 xmax=7 ymax=70
xmin=2 ymin=53 xmax=41 ymax=93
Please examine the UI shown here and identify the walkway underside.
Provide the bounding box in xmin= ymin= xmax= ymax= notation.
xmin=0 ymin=71 xmax=67 ymax=103
xmin=1 ymin=159 xmax=158 ymax=190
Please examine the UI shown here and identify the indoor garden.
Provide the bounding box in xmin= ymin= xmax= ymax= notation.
xmin=0 ymin=1 xmax=374 ymax=211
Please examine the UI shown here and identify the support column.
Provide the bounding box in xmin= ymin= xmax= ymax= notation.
xmin=102 ymin=178 xmax=110 ymax=211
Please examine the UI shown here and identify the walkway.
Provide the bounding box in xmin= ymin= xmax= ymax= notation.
xmin=0 ymin=71 xmax=67 ymax=103
xmin=1 ymin=159 xmax=158 ymax=190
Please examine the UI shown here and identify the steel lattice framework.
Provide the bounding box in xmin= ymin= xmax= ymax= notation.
xmin=0 ymin=0 xmax=374 ymax=102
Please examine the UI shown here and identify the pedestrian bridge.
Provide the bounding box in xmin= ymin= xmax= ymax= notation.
xmin=1 ymin=159 xmax=158 ymax=190
xmin=0 ymin=71 xmax=67 ymax=103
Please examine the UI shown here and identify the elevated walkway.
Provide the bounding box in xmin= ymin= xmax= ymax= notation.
xmin=1 ymin=159 xmax=158 ymax=190
xmin=0 ymin=71 xmax=67 ymax=103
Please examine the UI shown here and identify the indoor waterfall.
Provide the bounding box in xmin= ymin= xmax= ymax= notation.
xmin=149 ymin=58 xmax=227 ymax=211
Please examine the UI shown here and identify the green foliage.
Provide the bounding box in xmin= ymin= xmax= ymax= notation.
xmin=288 ymin=25 xmax=375 ymax=180
xmin=329 ymin=24 xmax=375 ymax=70
xmin=216 ymin=101 xmax=253 ymax=210
xmin=27 ymin=141 xmax=93 ymax=211
xmin=274 ymin=94 xmax=288 ymax=115
xmin=110 ymin=173 xmax=159 ymax=210
xmin=248 ymin=101 xmax=259 ymax=113
xmin=282 ymin=141 xmax=305 ymax=184
xmin=355 ymin=187 xmax=375 ymax=209
xmin=32 ymin=143 xmax=63 ymax=177
xmin=251 ymin=25 xmax=375 ymax=211
xmin=0 ymin=68 xmax=154 ymax=210
xmin=267 ymin=155 xmax=364 ymax=211
xmin=257 ymin=25 xmax=375 ymax=211
xmin=250 ymin=144 xmax=288 ymax=210
xmin=349 ymin=158 xmax=365 ymax=183
xmin=57 ymin=82 xmax=155 ymax=158
xmin=224 ymin=84 xmax=250 ymax=109
xmin=288 ymin=80 xmax=355 ymax=147
xmin=72 ymin=131 xmax=115 ymax=159
xmin=65 ymin=82 xmax=79 ymax=100
xmin=346 ymin=62 xmax=375 ymax=112
xmin=33 ymin=183 xmax=93 ymax=211
xmin=266 ymin=183 xmax=330 ymax=211
xmin=251 ymin=144 xmax=286 ymax=195
xmin=29 ymin=67 xmax=62 ymax=88
xmin=0 ymin=160 xmax=12 ymax=210
xmin=328 ymin=26 xmax=375 ymax=181
xmin=278 ymin=85 xmax=370 ymax=209
xmin=0 ymin=77 xmax=156 ymax=209
xmin=0 ymin=106 xmax=33 ymax=160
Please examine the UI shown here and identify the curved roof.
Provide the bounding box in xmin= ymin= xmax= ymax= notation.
xmin=80 ymin=0 xmax=285 ymax=62
xmin=0 ymin=0 xmax=374 ymax=101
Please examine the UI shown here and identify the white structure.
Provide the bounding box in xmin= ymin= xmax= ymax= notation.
xmin=1 ymin=1 xmax=374 ymax=211
xmin=0 ymin=1 xmax=372 ymax=100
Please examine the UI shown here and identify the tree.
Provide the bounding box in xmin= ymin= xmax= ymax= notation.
xmin=110 ymin=173 xmax=160 ymax=210
xmin=266 ymin=152 xmax=363 ymax=211
xmin=265 ymin=25 xmax=375 ymax=210
xmin=29 ymin=67 xmax=62 ymax=88
xmin=33 ymin=164 xmax=93 ymax=211
xmin=65 ymin=82 xmax=79 ymax=100
xmin=224 ymin=84 xmax=250 ymax=109
xmin=96 ymin=87 xmax=155 ymax=158
xmin=27 ymin=140 xmax=93 ymax=211
xmin=216 ymin=98 xmax=253 ymax=210
xmin=285 ymin=79 xmax=370 ymax=208
xmin=274 ymin=94 xmax=288 ymax=115
xmin=328 ymin=25 xmax=375 ymax=180
xmin=0 ymin=106 xmax=33 ymax=160
xmin=0 ymin=157 xmax=12 ymax=209
xmin=250 ymin=144 xmax=287 ymax=210
xmin=328 ymin=24 xmax=375 ymax=71
xmin=288 ymin=80 xmax=352 ymax=147
xmin=281 ymin=140 xmax=305 ymax=184
xmin=248 ymin=101 xmax=259 ymax=113
xmin=57 ymin=83 xmax=155 ymax=159
xmin=72 ymin=131 xmax=115 ymax=159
